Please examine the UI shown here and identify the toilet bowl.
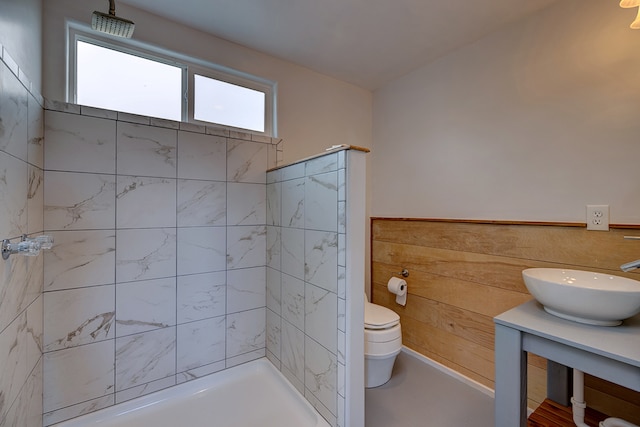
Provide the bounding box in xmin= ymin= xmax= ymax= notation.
xmin=364 ymin=300 xmax=402 ymax=388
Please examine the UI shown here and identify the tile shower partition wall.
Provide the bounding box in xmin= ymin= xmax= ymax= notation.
xmin=0 ymin=48 xmax=45 ymax=426
xmin=265 ymin=150 xmax=366 ymax=427
xmin=41 ymin=103 xmax=282 ymax=425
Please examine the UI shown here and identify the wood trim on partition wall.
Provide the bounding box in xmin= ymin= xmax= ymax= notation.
xmin=370 ymin=218 xmax=640 ymax=423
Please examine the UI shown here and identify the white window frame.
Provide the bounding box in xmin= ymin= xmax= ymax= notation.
xmin=67 ymin=22 xmax=277 ymax=136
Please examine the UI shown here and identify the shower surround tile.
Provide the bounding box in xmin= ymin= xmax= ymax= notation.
xmin=116 ymin=122 xmax=177 ymax=177
xmin=227 ymin=182 xmax=266 ymax=225
xmin=116 ymin=176 xmax=176 ymax=228
xmin=305 ymin=283 xmax=338 ymax=354
xmin=40 ymin=103 xmax=287 ymax=423
xmin=5 ymin=358 xmax=42 ymax=427
xmin=80 ymin=105 xmax=118 ymax=120
xmin=43 ymin=285 xmax=115 ymax=351
xmin=177 ymin=179 xmax=226 ymax=226
xmin=0 ymin=151 xmax=28 ymax=238
xmin=306 ymin=152 xmax=338 ymax=176
xmin=226 ymin=348 xmax=265 ymax=368
xmin=116 ymin=277 xmax=176 ymax=337
xmin=227 ymin=139 xmax=268 ymax=183
xmin=266 ymin=308 xmax=281 ymax=360
xmin=305 ymin=172 xmax=338 ymax=232
xmin=338 ymin=169 xmax=346 ymax=202
xmin=227 ymin=266 xmax=266 ymax=313
xmin=282 ymin=273 xmax=305 ymax=330
xmin=44 ymin=110 xmax=116 ymax=174
xmin=177 ymin=131 xmax=226 ymax=181
xmin=44 ymin=171 xmax=116 ymax=230
xmin=338 ymin=298 xmax=346 ymax=332
xmin=0 ymin=61 xmax=28 ymax=161
xmin=226 ymin=307 xmax=266 ymax=358
xmin=281 ymin=178 xmax=305 ymax=228
xmin=44 ymin=230 xmax=115 ymax=291
xmin=266 ymin=267 xmax=281 ymax=315
xmin=305 ymin=336 xmax=337 ymax=416
xmin=280 ymin=162 xmax=305 ymax=181
xmin=176 ymin=316 xmax=226 ymax=372
xmin=177 ymin=271 xmax=226 ymax=323
xmin=0 ymin=312 xmax=29 ymax=423
xmin=43 ymin=390 xmax=114 ymax=427
xmin=115 ymin=376 xmax=175 ymax=405
xmin=117 ymin=112 xmax=149 ymax=125
xmin=281 ymin=227 xmax=304 ymax=280
xmin=266 ymin=225 xmax=281 ymax=269
xmin=227 ymin=225 xmax=266 ymax=269
xmin=43 ymin=339 xmax=115 ymax=412
xmin=305 ymin=230 xmax=338 ymax=293
xmin=115 ymin=327 xmax=176 ymax=392
xmin=281 ymin=319 xmax=305 ymax=384
xmin=26 ymin=294 xmax=43 ymax=371
xmin=176 ymin=361 xmax=225 ymax=384
xmin=0 ymin=58 xmax=45 ymax=427
xmin=0 ymin=253 xmax=41 ymax=334
xmin=266 ymin=149 xmax=357 ymax=427
xmin=116 ymin=228 xmax=176 ymax=283
xmin=338 ymin=201 xmax=346 ymax=234
xmin=177 ymin=226 xmax=226 ymax=275
xmin=27 ymin=165 xmax=44 ymax=234
xmin=266 ymin=182 xmax=281 ymax=226
xmin=27 ymin=92 xmax=44 ymax=169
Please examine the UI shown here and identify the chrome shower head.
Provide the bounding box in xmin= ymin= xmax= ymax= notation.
xmin=91 ymin=0 xmax=135 ymax=38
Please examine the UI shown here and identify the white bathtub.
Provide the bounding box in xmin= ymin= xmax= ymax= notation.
xmin=53 ymin=359 xmax=331 ymax=427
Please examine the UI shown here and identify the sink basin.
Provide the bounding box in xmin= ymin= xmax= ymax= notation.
xmin=522 ymin=268 xmax=640 ymax=326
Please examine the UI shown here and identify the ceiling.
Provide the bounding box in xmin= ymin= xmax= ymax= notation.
xmin=118 ymin=0 xmax=558 ymax=90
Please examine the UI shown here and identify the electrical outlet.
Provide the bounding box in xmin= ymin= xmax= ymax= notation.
xmin=586 ymin=205 xmax=609 ymax=231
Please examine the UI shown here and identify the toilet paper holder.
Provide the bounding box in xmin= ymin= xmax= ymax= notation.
xmin=396 ymin=268 xmax=409 ymax=278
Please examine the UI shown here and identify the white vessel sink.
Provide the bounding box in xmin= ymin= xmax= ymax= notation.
xmin=522 ymin=268 xmax=640 ymax=326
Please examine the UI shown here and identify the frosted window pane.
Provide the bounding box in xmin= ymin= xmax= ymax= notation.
xmin=194 ymin=74 xmax=265 ymax=132
xmin=76 ymin=41 xmax=182 ymax=121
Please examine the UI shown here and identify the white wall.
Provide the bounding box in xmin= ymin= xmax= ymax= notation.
xmin=0 ymin=0 xmax=42 ymax=92
xmin=372 ymin=0 xmax=640 ymax=225
xmin=41 ymin=0 xmax=372 ymax=165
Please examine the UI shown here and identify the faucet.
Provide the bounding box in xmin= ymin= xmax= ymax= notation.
xmin=620 ymin=236 xmax=640 ymax=272
xmin=621 ymin=259 xmax=640 ymax=272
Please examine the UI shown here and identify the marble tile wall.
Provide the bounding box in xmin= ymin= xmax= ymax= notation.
xmin=42 ymin=103 xmax=282 ymax=425
xmin=266 ymin=151 xmax=348 ymax=427
xmin=0 ymin=46 xmax=45 ymax=427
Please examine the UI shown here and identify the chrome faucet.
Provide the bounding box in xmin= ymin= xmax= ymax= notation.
xmin=621 ymin=259 xmax=640 ymax=272
xmin=621 ymin=236 xmax=640 ymax=272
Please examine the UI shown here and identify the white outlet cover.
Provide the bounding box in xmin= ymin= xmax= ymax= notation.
xmin=586 ymin=204 xmax=609 ymax=231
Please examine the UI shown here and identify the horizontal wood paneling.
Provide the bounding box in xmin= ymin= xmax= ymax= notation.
xmin=371 ymin=219 xmax=640 ymax=422
xmin=372 ymin=220 xmax=640 ymax=272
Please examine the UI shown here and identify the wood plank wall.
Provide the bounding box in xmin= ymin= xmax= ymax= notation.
xmin=371 ymin=219 xmax=640 ymax=423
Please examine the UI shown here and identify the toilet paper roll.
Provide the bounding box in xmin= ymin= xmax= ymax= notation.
xmin=387 ymin=277 xmax=407 ymax=306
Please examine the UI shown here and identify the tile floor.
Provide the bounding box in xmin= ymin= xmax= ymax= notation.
xmin=365 ymin=350 xmax=495 ymax=427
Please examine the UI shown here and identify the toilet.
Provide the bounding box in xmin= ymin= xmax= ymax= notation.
xmin=364 ymin=298 xmax=402 ymax=388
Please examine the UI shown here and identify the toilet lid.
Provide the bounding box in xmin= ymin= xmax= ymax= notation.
xmin=365 ymin=302 xmax=400 ymax=329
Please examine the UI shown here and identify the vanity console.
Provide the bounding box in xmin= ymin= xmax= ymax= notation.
xmin=494 ymin=300 xmax=640 ymax=427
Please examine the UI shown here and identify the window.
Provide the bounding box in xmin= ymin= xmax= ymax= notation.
xmin=194 ymin=74 xmax=265 ymax=133
xmin=68 ymin=24 xmax=276 ymax=136
xmin=76 ymin=41 xmax=183 ymax=121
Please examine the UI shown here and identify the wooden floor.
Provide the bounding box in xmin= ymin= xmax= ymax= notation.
xmin=528 ymin=399 xmax=608 ymax=427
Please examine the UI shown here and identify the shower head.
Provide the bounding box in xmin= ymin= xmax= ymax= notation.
xmin=91 ymin=0 xmax=135 ymax=38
